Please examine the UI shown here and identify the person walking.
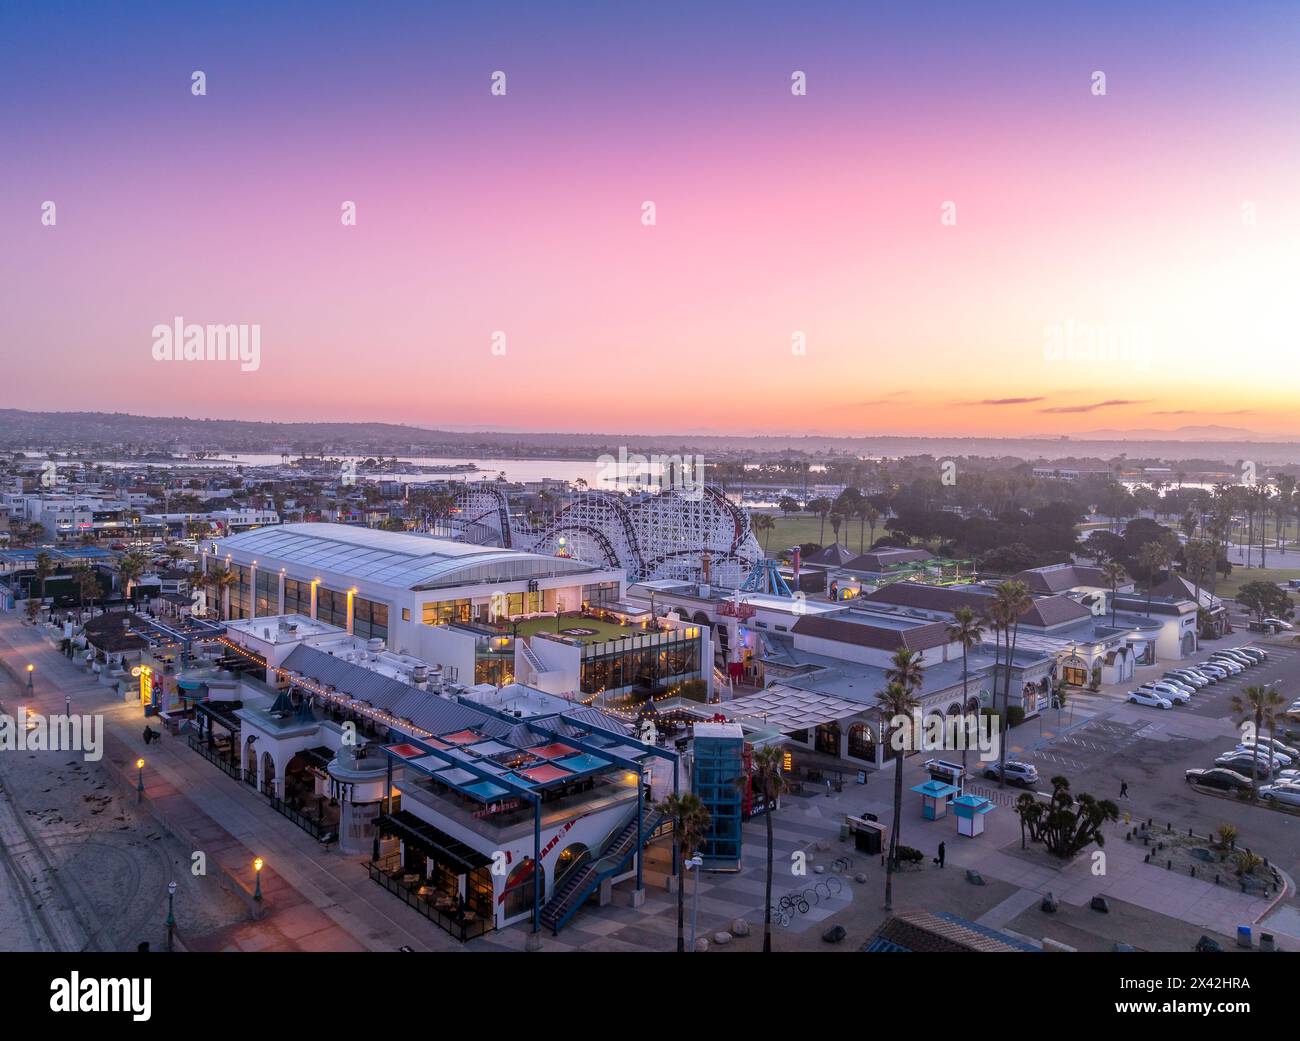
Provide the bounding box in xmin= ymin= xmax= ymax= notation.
xmin=1120 ymin=780 xmax=1129 ymax=798
xmin=934 ymin=841 xmax=946 ymax=868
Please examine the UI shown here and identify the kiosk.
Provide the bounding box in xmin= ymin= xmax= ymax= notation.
xmin=911 ymin=780 xmax=960 ymax=821
xmin=953 ymin=793 xmax=995 ymax=837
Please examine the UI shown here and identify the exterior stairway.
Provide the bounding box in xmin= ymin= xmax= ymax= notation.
xmin=540 ymin=806 xmax=663 ymax=934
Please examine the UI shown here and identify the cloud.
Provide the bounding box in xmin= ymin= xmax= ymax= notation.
xmin=1038 ymin=399 xmax=1146 ymax=414
xmin=968 ymin=396 xmax=1046 ymax=406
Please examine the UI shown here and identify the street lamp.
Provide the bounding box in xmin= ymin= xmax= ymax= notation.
xmin=26 ymin=663 xmax=34 ymax=691
xmin=253 ymin=857 xmax=264 ymax=902
xmin=166 ymin=881 xmax=177 ymax=952
xmin=685 ymin=854 xmax=704 ymax=951
xmin=136 ymin=758 xmax=145 ymax=802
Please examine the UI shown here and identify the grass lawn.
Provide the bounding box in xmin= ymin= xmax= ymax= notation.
xmin=512 ymin=615 xmax=645 ymax=645
xmin=750 ymin=514 xmax=880 ymax=556
xmin=1212 ymin=566 xmax=1300 ymax=600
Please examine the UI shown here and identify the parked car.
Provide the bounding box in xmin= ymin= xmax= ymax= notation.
xmin=1138 ymin=683 xmax=1191 ymax=703
xmin=1235 ymin=647 xmax=1268 ymax=662
xmin=1197 ymin=663 xmax=1230 ymax=680
xmin=1259 ymin=784 xmax=1300 ymax=806
xmin=1183 ymin=668 xmax=1219 ymax=684
xmin=1185 ymin=767 xmax=1253 ymax=791
xmin=1244 ymin=735 xmax=1299 ymax=759
xmin=1166 ymin=670 xmax=1209 ymax=688
xmin=1214 ymin=752 xmax=1276 ymax=777
xmin=1128 ymin=690 xmax=1173 ymax=709
xmin=1152 ymin=678 xmax=1196 ymax=695
xmin=1206 ymin=657 xmax=1244 ymax=675
xmin=1235 ymin=743 xmax=1293 ymax=766
xmin=1263 ymin=618 xmax=1294 ymax=632
xmin=982 ymin=761 xmax=1039 ymax=786
xmin=1213 ymin=650 xmax=1255 ymax=667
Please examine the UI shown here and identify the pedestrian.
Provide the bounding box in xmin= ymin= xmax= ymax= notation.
xmin=1120 ymin=780 xmax=1129 ymax=798
xmin=937 ymin=841 xmax=946 ymax=868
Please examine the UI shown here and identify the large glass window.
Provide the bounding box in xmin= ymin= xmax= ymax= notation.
xmin=316 ymin=587 xmax=347 ymax=628
xmin=353 ymin=597 xmax=389 ymax=641
xmin=423 ymin=599 xmax=472 ymax=625
xmin=284 ymin=578 xmax=311 ymax=615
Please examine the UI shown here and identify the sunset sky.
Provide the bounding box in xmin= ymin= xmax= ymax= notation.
xmin=2 ymin=1 xmax=1298 ymax=437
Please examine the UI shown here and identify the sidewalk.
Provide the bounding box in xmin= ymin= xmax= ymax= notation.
xmin=0 ymin=615 xmax=446 ymax=952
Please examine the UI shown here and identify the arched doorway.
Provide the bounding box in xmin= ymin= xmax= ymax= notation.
xmin=243 ymin=738 xmax=258 ymax=786
xmin=554 ymin=843 xmax=590 ymax=889
xmin=502 ymin=857 xmax=545 ymax=921
xmin=847 ymin=722 xmax=875 ymax=761
xmin=261 ymin=750 xmax=276 ymax=797
xmin=814 ymin=721 xmax=841 ymax=757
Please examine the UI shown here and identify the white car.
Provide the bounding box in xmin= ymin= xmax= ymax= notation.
xmin=1207 ymin=658 xmax=1244 ymax=675
xmin=1167 ymin=671 xmax=1209 ymax=688
xmin=1139 ymin=683 xmax=1191 ymax=703
xmin=1197 ymin=664 xmax=1230 ymax=681
xmin=1246 ymin=736 xmax=1299 ymax=759
xmin=1128 ymin=690 xmax=1173 ymax=709
xmin=1259 ymin=784 xmax=1300 ymax=806
xmin=1235 ymin=743 xmax=1293 ymax=766
xmin=1263 ymin=618 xmax=1294 ymax=631
xmin=1214 ymin=651 xmax=1255 ymax=668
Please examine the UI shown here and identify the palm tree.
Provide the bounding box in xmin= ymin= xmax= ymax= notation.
xmin=1137 ymin=541 xmax=1172 ymax=617
xmin=747 ymin=746 xmax=790 ymax=952
xmin=877 ymin=669 xmax=923 ymax=911
xmin=750 ymin=513 xmax=776 ymax=553
xmin=808 ymin=497 xmax=832 ymax=545
xmin=861 ymin=504 xmax=881 ymax=553
xmin=72 ymin=563 xmax=100 ymax=617
xmin=33 ymin=551 xmax=54 ymax=615
xmin=945 ymin=607 xmax=985 ymax=784
xmin=829 ymin=511 xmax=844 ymax=545
xmin=118 ymin=550 xmax=148 ymax=607
xmin=1101 ymin=561 xmax=1127 ymax=627
xmin=1231 ymin=685 xmax=1284 ymax=801
xmin=655 ymin=791 xmax=712 ymax=952
xmin=203 ymin=562 xmax=237 ymax=620
xmin=993 ymin=580 xmax=1032 ymax=786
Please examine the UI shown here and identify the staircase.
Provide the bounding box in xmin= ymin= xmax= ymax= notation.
xmin=540 ymin=807 xmax=663 ymax=934
xmin=520 ymin=640 xmax=549 ymax=679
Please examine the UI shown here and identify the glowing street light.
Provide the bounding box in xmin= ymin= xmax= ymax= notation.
xmin=26 ymin=663 xmax=34 ymax=690
xmin=253 ymin=857 xmax=265 ymax=902
xmin=136 ymin=758 xmax=145 ymax=802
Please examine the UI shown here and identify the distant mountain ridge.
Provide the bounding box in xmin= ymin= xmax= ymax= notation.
xmin=2 ymin=409 xmax=1299 ymax=465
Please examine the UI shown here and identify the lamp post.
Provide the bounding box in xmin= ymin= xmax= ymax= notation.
xmin=166 ymin=881 xmax=177 ymax=952
xmin=136 ymin=758 xmax=145 ymax=802
xmin=685 ymin=854 xmax=704 ymax=951
xmin=26 ymin=663 xmax=34 ymax=691
xmin=253 ymin=857 xmax=264 ymax=902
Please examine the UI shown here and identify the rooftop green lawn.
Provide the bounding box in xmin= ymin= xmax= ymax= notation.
xmin=513 ymin=615 xmax=647 ymax=645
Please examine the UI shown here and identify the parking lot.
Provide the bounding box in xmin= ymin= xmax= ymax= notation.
xmin=1015 ymin=637 xmax=1300 ymax=880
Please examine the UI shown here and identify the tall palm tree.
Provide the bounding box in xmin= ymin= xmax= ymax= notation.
xmin=33 ymin=551 xmax=54 ymax=613
xmin=1137 ymin=541 xmax=1172 ymax=617
xmin=829 ymin=511 xmax=844 ymax=546
xmin=1101 ymin=561 xmax=1127 ymax=627
xmin=1231 ymin=685 xmax=1284 ymax=801
xmin=203 ymin=562 xmax=237 ymax=620
xmin=993 ymin=580 xmax=1032 ymax=786
xmin=945 ymin=607 xmax=985 ymax=784
xmin=117 ymin=550 xmax=148 ymax=607
xmin=808 ymin=497 xmax=832 ymax=545
xmin=747 ymin=746 xmax=789 ymax=952
xmin=655 ymin=791 xmax=712 ymax=952
xmin=861 ymin=504 xmax=881 ymax=553
xmin=877 ymin=671 xmax=922 ymax=911
xmin=751 ymin=513 xmax=776 ymax=553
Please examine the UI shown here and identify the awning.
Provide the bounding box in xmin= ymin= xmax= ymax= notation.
xmin=375 ymin=810 xmax=491 ymax=874
xmin=722 ymin=685 xmax=869 ymax=733
xmin=196 ymin=700 xmax=244 ymax=731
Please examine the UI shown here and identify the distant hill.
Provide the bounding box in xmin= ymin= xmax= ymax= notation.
xmin=2 ymin=409 xmax=1299 ymax=465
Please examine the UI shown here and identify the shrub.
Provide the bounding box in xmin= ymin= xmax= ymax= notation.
xmin=895 ymin=846 xmax=924 ymax=864
xmin=1007 ymin=706 xmax=1026 ymax=728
